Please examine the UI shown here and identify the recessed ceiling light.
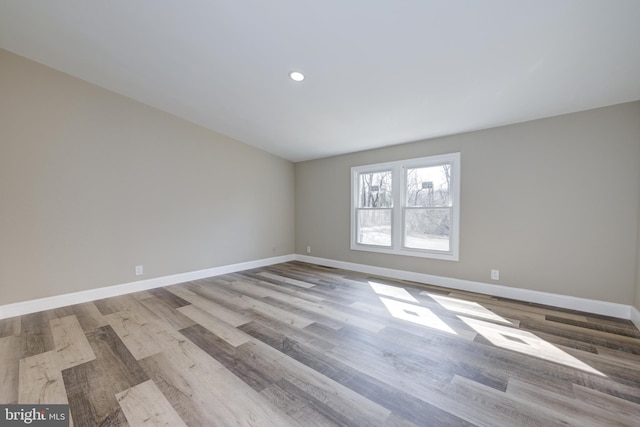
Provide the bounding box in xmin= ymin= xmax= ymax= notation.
xmin=289 ymin=71 xmax=305 ymax=82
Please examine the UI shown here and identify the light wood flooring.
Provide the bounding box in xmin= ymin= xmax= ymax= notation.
xmin=2 ymin=261 xmax=640 ymax=426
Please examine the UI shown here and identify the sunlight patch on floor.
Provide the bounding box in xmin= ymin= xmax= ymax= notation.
xmin=426 ymin=293 xmax=512 ymax=325
xmin=379 ymin=297 xmax=457 ymax=335
xmin=369 ymin=281 xmax=419 ymax=302
xmin=365 ymin=280 xmax=606 ymax=374
xmin=458 ymin=316 xmax=605 ymax=376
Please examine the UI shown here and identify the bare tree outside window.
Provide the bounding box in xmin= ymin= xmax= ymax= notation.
xmin=405 ymin=165 xmax=451 ymax=251
xmin=357 ymin=171 xmax=392 ymax=246
xmin=359 ymin=171 xmax=392 ymax=208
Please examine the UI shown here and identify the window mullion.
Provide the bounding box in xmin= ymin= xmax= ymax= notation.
xmin=392 ymin=164 xmax=404 ymax=250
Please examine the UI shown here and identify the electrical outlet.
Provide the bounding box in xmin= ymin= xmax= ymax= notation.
xmin=306 ymin=246 xmax=311 ymax=254
xmin=135 ymin=265 xmax=144 ymax=276
xmin=491 ymin=269 xmax=499 ymax=280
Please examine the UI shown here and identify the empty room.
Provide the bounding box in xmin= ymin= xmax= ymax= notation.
xmin=1 ymin=1 xmax=640 ymax=426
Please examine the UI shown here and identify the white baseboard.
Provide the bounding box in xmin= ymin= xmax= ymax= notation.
xmin=1 ymin=253 xmax=635 ymax=324
xmin=631 ymin=306 xmax=640 ymax=330
xmin=0 ymin=254 xmax=295 ymax=320
xmin=294 ymin=255 xmax=632 ymax=320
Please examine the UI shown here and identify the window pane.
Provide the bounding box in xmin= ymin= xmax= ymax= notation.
xmin=358 ymin=171 xmax=392 ymax=208
xmin=357 ymin=209 xmax=392 ymax=246
xmin=406 ymin=165 xmax=451 ymax=207
xmin=404 ymin=208 xmax=450 ymax=251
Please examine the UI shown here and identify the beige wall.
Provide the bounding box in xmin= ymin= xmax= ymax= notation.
xmin=296 ymin=102 xmax=640 ymax=305
xmin=0 ymin=49 xmax=295 ymax=305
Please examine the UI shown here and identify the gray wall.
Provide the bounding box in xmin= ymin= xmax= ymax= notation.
xmin=0 ymin=49 xmax=295 ymax=305
xmin=637 ymin=181 xmax=640 ymax=311
xmin=296 ymin=102 xmax=640 ymax=305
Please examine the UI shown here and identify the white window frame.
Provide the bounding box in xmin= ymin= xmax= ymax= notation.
xmin=350 ymin=152 xmax=460 ymax=261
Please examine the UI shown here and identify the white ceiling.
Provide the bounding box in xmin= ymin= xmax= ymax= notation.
xmin=1 ymin=1 xmax=639 ymax=162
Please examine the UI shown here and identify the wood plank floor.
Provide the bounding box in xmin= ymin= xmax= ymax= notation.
xmin=2 ymin=261 xmax=640 ymax=426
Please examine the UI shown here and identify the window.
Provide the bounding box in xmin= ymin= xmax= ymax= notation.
xmin=351 ymin=153 xmax=460 ymax=261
